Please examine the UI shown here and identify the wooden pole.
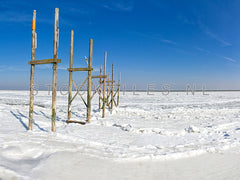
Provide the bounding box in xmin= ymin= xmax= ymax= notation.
xmin=99 ymin=65 xmax=102 ymax=111
xmin=29 ymin=10 xmax=36 ymax=130
xmin=107 ymin=74 xmax=110 ymax=107
xmin=117 ymin=72 xmax=120 ymax=106
xmin=52 ymin=8 xmax=59 ymax=132
xmin=68 ymin=30 xmax=73 ymax=120
xmin=102 ymin=52 xmax=107 ymax=118
xmin=107 ymin=74 xmax=110 ymax=94
xmin=87 ymin=39 xmax=93 ymax=123
xmin=111 ymin=64 xmax=114 ymax=109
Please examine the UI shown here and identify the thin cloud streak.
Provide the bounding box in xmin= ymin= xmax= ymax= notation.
xmin=195 ymin=47 xmax=211 ymax=54
xmin=222 ymin=56 xmax=237 ymax=62
xmin=204 ymin=29 xmax=232 ymax=47
xmin=179 ymin=16 xmax=232 ymax=47
xmin=161 ymin=39 xmax=177 ymax=45
xmin=135 ymin=32 xmax=177 ymax=45
xmin=98 ymin=0 xmax=134 ymax=11
xmin=198 ymin=21 xmax=232 ymax=47
xmin=195 ymin=47 xmax=237 ymax=63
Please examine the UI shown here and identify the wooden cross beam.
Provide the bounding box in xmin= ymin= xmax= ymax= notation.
xmin=72 ymin=80 xmax=87 ymax=107
xmin=28 ymin=58 xmax=61 ymax=65
xmin=92 ymin=75 xmax=107 ymax=79
xmin=106 ymin=80 xmax=115 ymax=83
xmin=70 ymin=77 xmax=88 ymax=104
xmin=66 ymin=120 xmax=86 ymax=125
xmin=91 ymin=81 xmax=104 ymax=100
xmin=67 ymin=67 xmax=93 ymax=72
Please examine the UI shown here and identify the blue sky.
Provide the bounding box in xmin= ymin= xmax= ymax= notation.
xmin=0 ymin=0 xmax=240 ymax=90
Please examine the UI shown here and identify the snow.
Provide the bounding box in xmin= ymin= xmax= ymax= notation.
xmin=1 ymin=90 xmax=240 ymax=179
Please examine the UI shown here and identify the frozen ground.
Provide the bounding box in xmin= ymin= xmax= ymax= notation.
xmin=0 ymin=90 xmax=240 ymax=179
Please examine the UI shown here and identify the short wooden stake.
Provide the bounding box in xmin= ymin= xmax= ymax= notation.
xmin=29 ymin=10 xmax=36 ymax=130
xmin=52 ymin=8 xmax=59 ymax=132
xmin=87 ymin=39 xmax=93 ymax=123
xmin=102 ymin=52 xmax=107 ymax=118
xmin=68 ymin=30 xmax=74 ymax=120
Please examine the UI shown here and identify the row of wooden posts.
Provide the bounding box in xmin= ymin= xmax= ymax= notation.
xmin=28 ymin=8 xmax=121 ymax=132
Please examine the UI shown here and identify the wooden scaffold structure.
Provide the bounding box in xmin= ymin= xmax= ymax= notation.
xmin=66 ymin=31 xmax=121 ymax=124
xmin=103 ymin=64 xmax=121 ymax=111
xmin=28 ymin=8 xmax=61 ymax=132
xmin=66 ymin=30 xmax=108 ymax=124
xmin=28 ymin=8 xmax=121 ymax=131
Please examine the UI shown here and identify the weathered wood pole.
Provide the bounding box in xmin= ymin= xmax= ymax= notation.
xmin=98 ymin=65 xmax=102 ymax=111
xmin=68 ymin=30 xmax=74 ymax=120
xmin=117 ymin=72 xmax=121 ymax=106
xmin=29 ymin=10 xmax=36 ymax=130
xmin=107 ymin=74 xmax=110 ymax=95
xmin=111 ymin=64 xmax=114 ymax=109
xmin=107 ymin=74 xmax=110 ymax=107
xmin=102 ymin=52 xmax=107 ymax=118
xmin=52 ymin=8 xmax=59 ymax=132
xmin=87 ymin=39 xmax=93 ymax=123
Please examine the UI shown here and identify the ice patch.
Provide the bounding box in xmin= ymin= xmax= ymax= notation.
xmin=185 ymin=126 xmax=200 ymax=133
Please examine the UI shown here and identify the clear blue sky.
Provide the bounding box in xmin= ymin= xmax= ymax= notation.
xmin=0 ymin=0 xmax=240 ymax=90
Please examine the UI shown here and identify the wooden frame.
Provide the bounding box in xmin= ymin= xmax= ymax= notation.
xmin=66 ymin=31 xmax=94 ymax=124
xmin=28 ymin=8 xmax=61 ymax=132
xmin=104 ymin=64 xmax=121 ymax=110
xmin=66 ymin=31 xmax=118 ymax=124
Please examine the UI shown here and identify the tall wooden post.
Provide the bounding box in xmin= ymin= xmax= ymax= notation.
xmin=111 ymin=64 xmax=114 ymax=109
xmin=102 ymin=52 xmax=107 ymax=118
xmin=29 ymin=10 xmax=36 ymax=130
xmin=68 ymin=30 xmax=73 ymax=120
xmin=117 ymin=72 xmax=121 ymax=106
xmin=99 ymin=65 xmax=102 ymax=111
xmin=52 ymin=8 xmax=59 ymax=132
xmin=87 ymin=39 xmax=93 ymax=123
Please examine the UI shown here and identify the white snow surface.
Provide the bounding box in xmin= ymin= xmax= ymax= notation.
xmin=1 ymin=90 xmax=240 ymax=179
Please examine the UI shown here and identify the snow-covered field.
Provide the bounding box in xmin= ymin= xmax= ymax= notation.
xmin=1 ymin=90 xmax=240 ymax=179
